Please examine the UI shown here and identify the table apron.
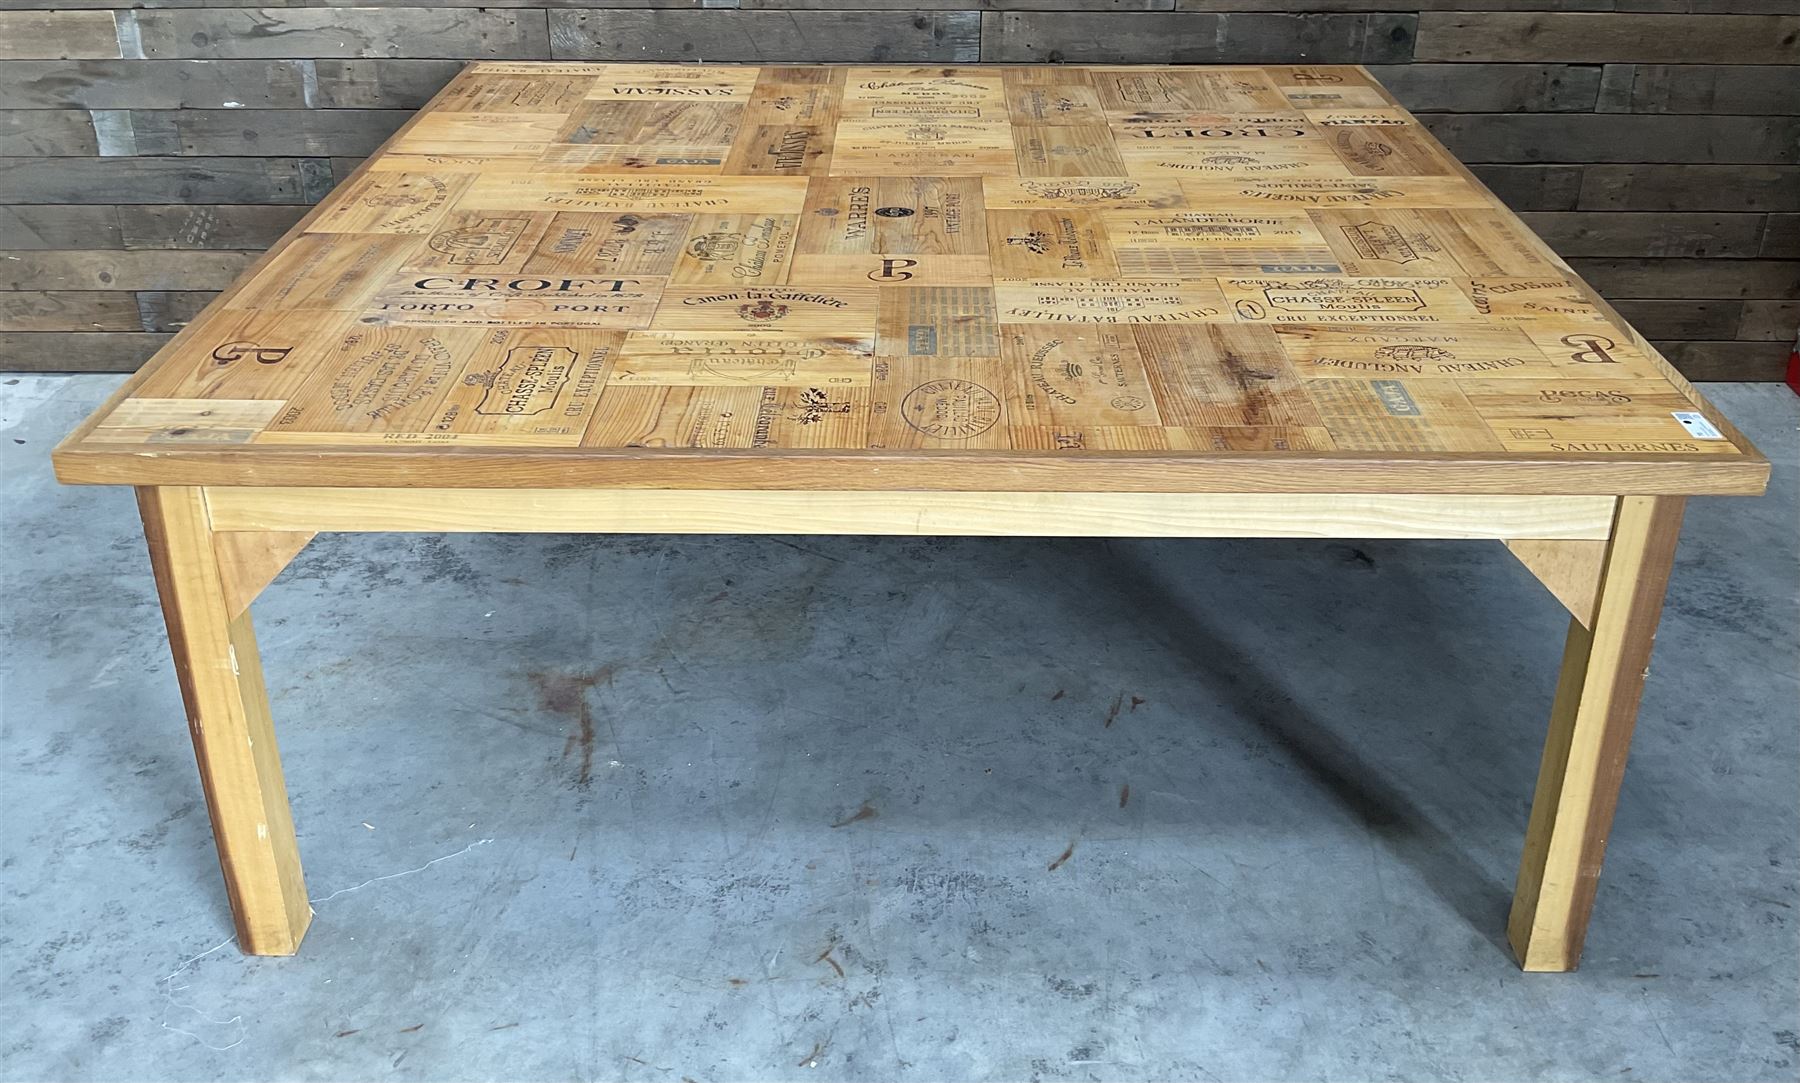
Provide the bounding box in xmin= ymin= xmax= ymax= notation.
xmin=198 ymin=487 xmax=1616 ymax=541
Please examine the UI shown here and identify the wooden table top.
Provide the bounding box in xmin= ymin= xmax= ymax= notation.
xmin=55 ymin=62 xmax=1767 ymax=496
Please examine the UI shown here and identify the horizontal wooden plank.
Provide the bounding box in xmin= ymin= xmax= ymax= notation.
xmin=118 ymin=204 xmax=307 ymax=249
xmin=743 ymin=0 xmax=1171 ymax=8
xmin=0 ymin=156 xmax=331 ymax=204
xmin=980 ymin=11 xmax=1413 ymax=63
xmin=1416 ymin=13 xmax=1800 ymax=64
xmin=134 ymin=290 xmax=217 ymax=332
xmin=0 ymin=109 xmax=97 ymax=156
xmin=0 ymin=291 xmax=141 ymax=332
xmin=205 ymin=487 xmax=1618 ymax=540
xmin=1421 ymin=114 xmax=1800 ymax=165
xmin=1366 ymin=63 xmax=1600 ymax=113
xmin=0 ymin=11 xmax=119 ymax=60
xmin=1598 ymin=64 xmax=1800 ymax=115
xmin=1468 ymin=165 xmax=1583 ymax=211
xmin=0 ymin=286 xmax=220 ymax=334
xmin=0 ymin=331 xmax=172 ymax=372
xmin=1569 ymin=258 xmax=1800 ymax=299
xmin=0 ymin=205 xmax=122 ymax=248
xmin=0 ymin=0 xmax=708 ymax=6
xmin=132 ymin=8 xmax=551 ymax=60
xmin=0 ymin=249 xmax=258 ymax=291
xmin=1738 ymin=300 xmax=1798 ymax=341
xmin=547 ymin=10 xmax=981 ymax=62
xmin=3 ymin=204 xmax=304 ymax=250
xmin=1609 ymin=299 xmax=1744 ymax=340
xmin=1653 ymin=340 xmax=1789 ymax=381
xmin=130 ymin=109 xmax=411 ymax=156
xmin=1761 ymin=215 xmax=1799 ymax=258
xmin=1619 ymin=0 xmax=1800 ymax=12
xmin=1517 ymin=212 xmax=1766 ymax=258
xmin=309 ymin=59 xmax=464 ymax=108
xmin=1176 ymin=0 xmax=1604 ymax=7
xmin=0 ymin=60 xmax=309 ymax=109
xmin=1580 ymin=165 xmax=1800 ymax=212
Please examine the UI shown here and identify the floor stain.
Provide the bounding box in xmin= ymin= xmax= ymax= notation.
xmin=335 ymin=1029 xmax=360 ymax=1038
xmin=814 ymin=945 xmax=845 ymax=979
xmin=1050 ymin=689 xmax=1065 ymax=701
xmin=1046 ymin=975 xmax=1099 ymax=999
xmin=1048 ymin=840 xmax=1076 ymax=871
xmin=797 ymin=1038 xmax=829 ymax=1068
xmin=1130 ymin=695 xmax=1146 ymax=711
xmin=398 ymin=1023 xmax=424 ymax=1034
xmin=1119 ymin=783 xmax=1130 ymax=808
xmin=1103 ymin=693 xmax=1123 ymax=728
xmin=530 ymin=667 xmax=615 ymax=788
xmin=830 ymin=802 xmax=877 ymax=829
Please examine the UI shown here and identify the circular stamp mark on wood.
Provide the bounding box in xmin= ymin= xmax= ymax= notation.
xmin=900 ymin=379 xmax=1000 ymax=439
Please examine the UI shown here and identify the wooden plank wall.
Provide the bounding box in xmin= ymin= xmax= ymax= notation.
xmin=0 ymin=5 xmax=1794 ymax=378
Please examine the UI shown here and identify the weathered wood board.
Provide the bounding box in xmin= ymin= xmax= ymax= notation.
xmin=54 ymin=63 xmax=1765 ymax=492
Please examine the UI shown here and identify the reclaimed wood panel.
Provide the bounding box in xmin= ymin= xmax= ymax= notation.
xmin=1567 ymin=258 xmax=1800 ymax=299
xmin=1518 ymin=212 xmax=1767 ymax=259
xmin=130 ymin=109 xmax=413 ymax=156
xmin=740 ymin=0 xmax=1172 ymax=8
xmin=1578 ymin=166 xmax=1800 ymax=213
xmin=1 ymin=250 xmax=258 ymax=291
xmin=547 ymin=11 xmax=982 ymax=61
xmin=1422 ymin=114 xmax=1800 ymax=165
xmin=981 ymin=12 xmax=1413 ymax=63
xmin=310 ymin=59 xmax=466 ymax=109
xmin=49 ymin=62 xmax=1765 ymax=492
xmin=1652 ymin=341 xmax=1789 ymax=380
xmin=1609 ymin=300 xmax=1744 ymax=341
xmin=0 ymin=156 xmax=332 ymax=204
xmin=131 ymin=8 xmax=552 ymax=60
xmin=0 ymin=291 xmax=142 ymax=331
xmin=1176 ymin=0 xmax=1607 ymax=7
xmin=0 ymin=331 xmax=172 ymax=370
xmin=1469 ymin=166 xmax=1583 ymax=212
xmin=0 ymin=11 xmax=119 ymax=61
xmin=1597 ymin=64 xmax=1800 ymax=115
xmin=118 ymin=205 xmax=310 ymax=249
xmin=1416 ymin=13 xmax=1800 ymax=64
xmin=0 ymin=205 xmax=124 ymax=249
xmin=0 ymin=110 xmax=98 ymax=155
xmin=1366 ymin=63 xmax=1602 ymax=113
xmin=1737 ymin=301 xmax=1800 ymax=341
xmin=1760 ymin=215 xmax=1798 ymax=259
xmin=0 ymin=205 xmax=298 ymax=252
xmin=0 ymin=59 xmax=309 ymax=109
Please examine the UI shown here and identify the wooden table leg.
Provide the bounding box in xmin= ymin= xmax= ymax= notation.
xmin=1508 ymin=495 xmax=1686 ymax=972
xmin=138 ymin=486 xmax=311 ymax=955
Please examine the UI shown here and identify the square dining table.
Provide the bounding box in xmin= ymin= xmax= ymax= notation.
xmin=53 ymin=61 xmax=1769 ymax=970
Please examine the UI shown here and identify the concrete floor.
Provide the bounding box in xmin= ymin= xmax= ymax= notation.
xmin=1 ymin=375 xmax=1795 ymax=1083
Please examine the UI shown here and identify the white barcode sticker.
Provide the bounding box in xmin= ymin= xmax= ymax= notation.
xmin=1672 ymin=411 xmax=1724 ymax=440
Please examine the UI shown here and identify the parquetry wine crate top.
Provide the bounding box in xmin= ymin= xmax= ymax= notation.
xmin=53 ymin=63 xmax=1769 ymax=495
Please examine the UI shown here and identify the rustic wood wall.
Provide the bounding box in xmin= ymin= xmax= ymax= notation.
xmin=1 ymin=5 xmax=1795 ymax=378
